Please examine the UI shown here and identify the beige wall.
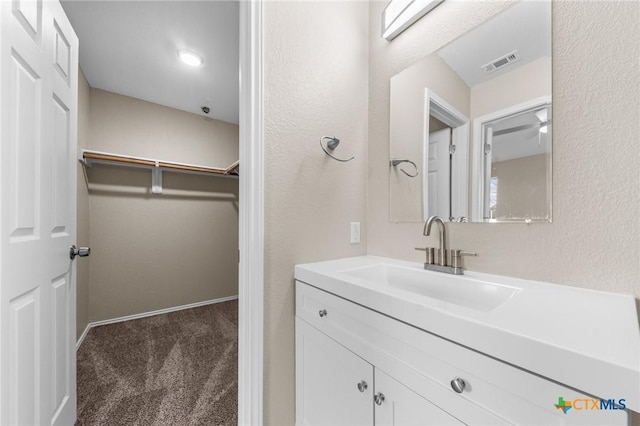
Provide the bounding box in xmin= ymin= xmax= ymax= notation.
xmin=368 ymin=4 xmax=639 ymax=421
xmin=263 ymin=1 xmax=369 ymax=424
xmin=470 ymin=56 xmax=552 ymax=120
xmin=429 ymin=116 xmax=449 ymax=132
xmin=76 ymin=68 xmax=91 ymax=339
xmin=491 ymin=154 xmax=550 ymax=220
xmin=368 ymin=0 xmax=640 ymax=299
xmin=86 ymin=89 xmax=239 ymax=322
xmin=389 ymin=54 xmax=469 ymax=222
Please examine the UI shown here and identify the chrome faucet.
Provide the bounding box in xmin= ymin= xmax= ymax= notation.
xmin=415 ymin=215 xmax=477 ymax=275
xmin=423 ymin=216 xmax=447 ymax=266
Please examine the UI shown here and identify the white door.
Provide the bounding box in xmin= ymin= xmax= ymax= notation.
xmin=296 ymin=318 xmax=374 ymax=425
xmin=425 ymin=128 xmax=451 ymax=220
xmin=0 ymin=0 xmax=79 ymax=424
xmin=374 ymin=369 xmax=463 ymax=426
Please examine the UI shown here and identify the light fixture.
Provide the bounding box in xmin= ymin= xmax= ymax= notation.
xmin=382 ymin=0 xmax=444 ymax=41
xmin=534 ymin=109 xmax=547 ymax=123
xmin=178 ymin=49 xmax=203 ymax=67
xmin=535 ymin=108 xmax=549 ymax=134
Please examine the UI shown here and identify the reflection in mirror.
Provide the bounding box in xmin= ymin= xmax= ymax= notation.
xmin=389 ymin=0 xmax=551 ymax=223
xmin=474 ymin=100 xmax=552 ymax=222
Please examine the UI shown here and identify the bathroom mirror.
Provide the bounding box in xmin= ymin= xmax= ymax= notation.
xmin=389 ymin=0 xmax=552 ymax=223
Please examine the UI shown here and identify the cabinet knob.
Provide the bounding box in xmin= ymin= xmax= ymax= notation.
xmin=374 ymin=392 xmax=385 ymax=405
xmin=450 ymin=377 xmax=466 ymax=393
xmin=357 ymin=380 xmax=368 ymax=393
xmin=318 ymin=309 xmax=327 ymax=318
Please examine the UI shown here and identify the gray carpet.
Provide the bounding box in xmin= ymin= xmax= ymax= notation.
xmin=76 ymin=300 xmax=238 ymax=426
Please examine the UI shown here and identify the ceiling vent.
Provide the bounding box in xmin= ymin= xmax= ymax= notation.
xmin=482 ymin=50 xmax=521 ymax=73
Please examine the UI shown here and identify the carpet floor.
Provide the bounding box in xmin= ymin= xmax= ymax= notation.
xmin=76 ymin=300 xmax=238 ymax=426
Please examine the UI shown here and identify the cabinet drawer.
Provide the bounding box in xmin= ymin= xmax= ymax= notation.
xmin=296 ymin=281 xmax=627 ymax=426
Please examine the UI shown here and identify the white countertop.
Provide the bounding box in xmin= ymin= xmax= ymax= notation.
xmin=295 ymin=255 xmax=640 ymax=412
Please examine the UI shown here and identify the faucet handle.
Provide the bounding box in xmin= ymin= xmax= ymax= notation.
xmin=415 ymin=247 xmax=436 ymax=265
xmin=450 ymin=250 xmax=477 ymax=269
xmin=450 ymin=249 xmax=476 ymax=256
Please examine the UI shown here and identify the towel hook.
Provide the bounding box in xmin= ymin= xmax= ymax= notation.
xmin=321 ymin=136 xmax=355 ymax=162
xmin=390 ymin=158 xmax=418 ymax=178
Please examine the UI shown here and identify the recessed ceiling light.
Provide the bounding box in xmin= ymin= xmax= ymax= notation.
xmin=178 ymin=49 xmax=203 ymax=67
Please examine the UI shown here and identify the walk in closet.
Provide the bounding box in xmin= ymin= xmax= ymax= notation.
xmin=62 ymin=1 xmax=241 ymax=423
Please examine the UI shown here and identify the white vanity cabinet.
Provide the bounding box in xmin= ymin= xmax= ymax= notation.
xmin=295 ymin=279 xmax=629 ymax=426
xmin=373 ymin=369 xmax=464 ymax=426
xmin=296 ymin=318 xmax=373 ymax=425
xmin=296 ymin=318 xmax=463 ymax=425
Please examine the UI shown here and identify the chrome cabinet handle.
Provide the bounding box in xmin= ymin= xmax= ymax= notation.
xmin=70 ymin=245 xmax=91 ymax=260
xmin=318 ymin=309 xmax=327 ymax=318
xmin=451 ymin=377 xmax=466 ymax=393
xmin=357 ymin=380 xmax=368 ymax=393
xmin=374 ymin=392 xmax=385 ymax=405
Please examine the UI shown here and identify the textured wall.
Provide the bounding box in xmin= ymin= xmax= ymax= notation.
xmin=76 ymin=68 xmax=91 ymax=339
xmin=368 ymin=0 xmax=640 ymax=298
xmin=87 ymin=89 xmax=239 ymax=322
xmin=389 ymin=53 xmax=469 ymax=222
xmin=263 ymin=1 xmax=369 ymax=424
xmin=369 ymin=4 xmax=639 ymax=422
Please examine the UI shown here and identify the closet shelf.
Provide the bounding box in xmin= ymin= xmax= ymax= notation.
xmin=79 ymin=149 xmax=239 ymax=194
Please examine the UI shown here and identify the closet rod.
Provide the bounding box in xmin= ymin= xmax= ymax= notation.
xmin=81 ymin=151 xmax=239 ymax=175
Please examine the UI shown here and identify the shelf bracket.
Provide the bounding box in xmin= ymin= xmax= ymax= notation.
xmin=152 ymin=162 xmax=163 ymax=194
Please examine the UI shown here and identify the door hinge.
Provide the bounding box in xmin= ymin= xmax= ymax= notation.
xmin=449 ymin=144 xmax=456 ymax=155
xmin=484 ymin=143 xmax=492 ymax=154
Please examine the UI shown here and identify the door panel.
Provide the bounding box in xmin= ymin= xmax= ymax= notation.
xmin=8 ymin=50 xmax=41 ymax=242
xmin=51 ymin=95 xmax=70 ymax=236
xmin=12 ymin=0 xmax=42 ymax=43
xmin=296 ymin=318 xmax=374 ymax=426
xmin=53 ymin=21 xmax=70 ymax=82
xmin=1 ymin=1 xmax=78 ymax=424
xmin=9 ymin=289 xmax=40 ymax=426
xmin=52 ymin=275 xmax=69 ymax=413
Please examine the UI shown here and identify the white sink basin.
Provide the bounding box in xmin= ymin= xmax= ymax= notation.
xmin=340 ymin=264 xmax=519 ymax=312
xmin=295 ymin=256 xmax=640 ymax=412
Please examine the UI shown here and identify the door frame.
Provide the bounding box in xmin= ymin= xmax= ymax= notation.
xmin=422 ymin=89 xmax=469 ymax=221
xmin=238 ymin=1 xmax=264 ymax=425
xmin=470 ymin=95 xmax=552 ymax=222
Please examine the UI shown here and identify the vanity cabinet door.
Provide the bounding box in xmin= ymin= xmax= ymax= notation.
xmin=374 ymin=369 xmax=463 ymax=426
xmin=296 ymin=318 xmax=374 ymax=426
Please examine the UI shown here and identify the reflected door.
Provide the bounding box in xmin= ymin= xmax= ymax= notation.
xmin=426 ymin=128 xmax=451 ymax=220
xmin=0 ymin=1 xmax=79 ymax=424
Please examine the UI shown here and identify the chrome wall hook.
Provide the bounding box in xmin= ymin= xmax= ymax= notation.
xmin=390 ymin=158 xmax=418 ymax=177
xmin=321 ymin=136 xmax=355 ymax=162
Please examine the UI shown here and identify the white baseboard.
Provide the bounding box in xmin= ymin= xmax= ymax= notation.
xmin=76 ymin=323 xmax=92 ymax=351
xmin=75 ymin=295 xmax=239 ymax=350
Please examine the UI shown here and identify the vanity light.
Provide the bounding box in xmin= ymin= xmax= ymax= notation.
xmin=178 ymin=49 xmax=203 ymax=67
xmin=382 ymin=0 xmax=444 ymax=41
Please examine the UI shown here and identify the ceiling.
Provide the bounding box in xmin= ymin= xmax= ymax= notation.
xmin=437 ymin=0 xmax=551 ymax=88
xmin=61 ymin=1 xmax=239 ymax=124
xmin=491 ymin=107 xmax=551 ymax=162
